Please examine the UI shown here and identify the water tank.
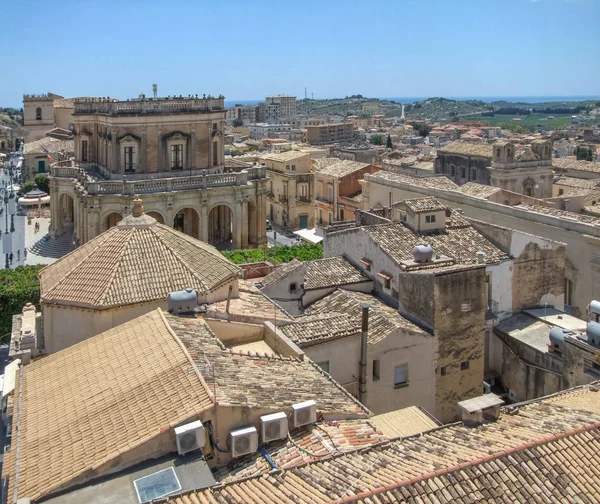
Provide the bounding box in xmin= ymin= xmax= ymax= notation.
xmin=587 ymin=321 xmax=600 ymax=346
xmin=589 ymin=300 xmax=600 ymax=318
xmin=167 ymin=288 xmax=198 ymax=314
xmin=549 ymin=327 xmax=570 ymax=352
xmin=414 ymin=244 xmax=433 ymax=263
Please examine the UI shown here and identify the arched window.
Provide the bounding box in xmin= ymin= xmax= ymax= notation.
xmin=36 ymin=107 xmax=42 ymax=120
xmin=496 ymin=148 xmax=500 ymax=157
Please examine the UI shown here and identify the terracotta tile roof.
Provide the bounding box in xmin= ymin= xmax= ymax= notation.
xmin=402 ymin=196 xmax=446 ymax=213
xmin=260 ymin=150 xmax=310 ymax=162
xmin=437 ymin=140 xmax=494 ymax=158
xmin=285 ymin=289 xmax=428 ymax=347
xmin=39 ymin=212 xmax=241 ymax=309
xmin=213 ymin=419 xmax=387 ymax=483
xmin=261 ymin=259 xmax=303 ymax=287
xmin=316 ymin=160 xmax=372 ymax=179
xmin=166 ymin=313 xmax=369 ymax=416
xmin=369 ymin=406 xmax=439 ymax=438
xmin=515 ymin=203 xmax=600 ymax=225
xmin=362 ymin=220 xmax=507 ymax=268
xmin=4 ymin=309 xmax=213 ymax=502
xmin=304 ymin=257 xmax=370 ymax=290
xmin=23 ymin=136 xmax=74 ymax=155
xmin=163 ymin=384 xmax=600 ymax=504
xmin=554 ymin=175 xmax=600 ymax=189
xmin=553 ymin=157 xmax=600 ymax=173
xmin=456 ymin=181 xmax=502 ymax=199
xmin=370 ymin=170 xmax=459 ymax=190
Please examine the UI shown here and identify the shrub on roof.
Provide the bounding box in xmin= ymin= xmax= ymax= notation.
xmin=0 ymin=265 xmax=43 ymax=342
xmin=222 ymin=244 xmax=322 ymax=265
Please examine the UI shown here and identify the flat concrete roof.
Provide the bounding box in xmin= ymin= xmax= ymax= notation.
xmin=524 ymin=308 xmax=587 ymax=332
xmin=496 ymin=313 xmax=553 ymax=353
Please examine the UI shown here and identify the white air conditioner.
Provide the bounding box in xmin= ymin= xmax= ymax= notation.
xmin=174 ymin=420 xmax=205 ymax=455
xmin=261 ymin=412 xmax=288 ymax=442
xmin=292 ymin=400 xmax=317 ymax=428
xmin=230 ymin=426 xmax=258 ymax=458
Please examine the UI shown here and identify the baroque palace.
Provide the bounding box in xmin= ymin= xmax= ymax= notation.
xmin=48 ymin=94 xmax=268 ymax=249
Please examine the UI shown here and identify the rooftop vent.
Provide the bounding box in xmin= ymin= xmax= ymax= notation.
xmin=413 ymin=244 xmax=433 ymax=263
xmin=476 ymin=250 xmax=486 ymax=265
xmin=167 ymin=288 xmax=198 ymax=314
xmin=458 ymin=393 xmax=504 ymax=426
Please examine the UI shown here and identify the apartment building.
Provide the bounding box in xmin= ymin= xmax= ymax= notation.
xmin=304 ymin=122 xmax=357 ymax=145
xmin=260 ymin=150 xmax=313 ymax=230
xmin=248 ymin=123 xmax=292 ymax=139
xmin=314 ymin=159 xmax=380 ymax=227
xmin=258 ymin=95 xmax=296 ymax=123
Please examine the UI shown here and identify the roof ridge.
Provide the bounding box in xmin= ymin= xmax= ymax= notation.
xmin=335 ymin=421 xmax=600 ymax=503
xmin=97 ymin=229 xmax=136 ymax=306
xmin=153 ymin=227 xmax=210 ymax=292
xmin=40 ymin=228 xmax=117 ymax=299
xmin=157 ymin=310 xmax=216 ymax=403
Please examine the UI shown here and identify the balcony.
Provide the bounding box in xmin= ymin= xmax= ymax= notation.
xmin=316 ymin=195 xmax=333 ymax=204
xmin=278 ymin=194 xmax=288 ymax=203
xmin=297 ymin=195 xmax=312 ymax=204
xmin=51 ymin=162 xmax=267 ymax=196
xmin=295 ymin=173 xmax=312 ymax=183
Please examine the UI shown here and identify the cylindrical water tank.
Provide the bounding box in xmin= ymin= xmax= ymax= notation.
xmin=587 ymin=321 xmax=600 ymax=346
xmin=414 ymin=244 xmax=433 ymax=263
xmin=589 ymin=300 xmax=600 ymax=317
xmin=167 ymin=288 xmax=198 ymax=314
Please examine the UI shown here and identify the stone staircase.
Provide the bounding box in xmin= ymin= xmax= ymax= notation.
xmin=27 ymin=231 xmax=74 ymax=262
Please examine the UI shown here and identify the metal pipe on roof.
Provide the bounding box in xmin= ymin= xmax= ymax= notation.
xmin=358 ymin=303 xmax=369 ymax=405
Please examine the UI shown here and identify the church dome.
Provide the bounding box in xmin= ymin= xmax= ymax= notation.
xmin=40 ymin=199 xmax=241 ymax=309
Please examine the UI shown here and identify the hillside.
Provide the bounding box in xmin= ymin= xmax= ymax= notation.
xmin=0 ymin=107 xmax=23 ymax=130
xmin=296 ymin=96 xmax=600 ymax=123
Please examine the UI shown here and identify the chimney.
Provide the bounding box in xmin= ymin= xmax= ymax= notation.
xmin=458 ymin=393 xmax=504 ymax=427
xmin=132 ymin=198 xmax=144 ymax=217
xmin=476 ymin=250 xmax=486 ymax=264
xmin=358 ymin=303 xmax=369 ymax=405
xmin=226 ymin=285 xmax=233 ymax=314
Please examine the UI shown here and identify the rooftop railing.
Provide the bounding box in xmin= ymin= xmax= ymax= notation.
xmin=74 ymin=96 xmax=224 ymax=115
xmin=51 ymin=163 xmax=266 ymax=195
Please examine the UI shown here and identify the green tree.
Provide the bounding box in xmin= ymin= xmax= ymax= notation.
xmin=370 ymin=134 xmax=383 ymax=146
xmin=19 ymin=181 xmax=35 ymax=196
xmin=0 ymin=265 xmax=43 ymax=341
xmin=232 ymin=118 xmax=244 ymax=127
xmin=386 ymin=134 xmax=393 ymax=149
xmin=35 ymin=174 xmax=49 ymax=193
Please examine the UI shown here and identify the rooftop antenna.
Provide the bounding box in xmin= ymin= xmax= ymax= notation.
xmin=152 ymin=84 xmax=157 ymax=99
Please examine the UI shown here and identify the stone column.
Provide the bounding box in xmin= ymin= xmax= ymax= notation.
xmin=200 ymin=203 xmax=208 ymax=243
xmin=190 ymin=127 xmax=196 ymax=170
xmin=111 ymin=129 xmax=119 ymax=174
xmin=140 ymin=128 xmax=147 ymax=173
xmin=240 ymin=198 xmax=248 ymax=248
xmin=157 ymin=129 xmax=164 ymax=172
xmin=234 ymin=198 xmax=243 ymax=250
xmin=257 ymin=192 xmax=267 ymax=246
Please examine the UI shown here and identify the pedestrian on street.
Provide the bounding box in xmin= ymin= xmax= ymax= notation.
xmin=17 ymin=250 xmax=20 ymax=261
xmin=9 ymin=253 xmax=13 ymax=264
xmin=23 ymin=249 xmax=27 ymax=259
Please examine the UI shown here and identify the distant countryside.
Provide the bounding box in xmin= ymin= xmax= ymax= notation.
xmin=464 ymin=113 xmax=574 ymax=132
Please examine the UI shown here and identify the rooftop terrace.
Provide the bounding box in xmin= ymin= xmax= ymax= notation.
xmin=73 ymin=96 xmax=225 ymax=115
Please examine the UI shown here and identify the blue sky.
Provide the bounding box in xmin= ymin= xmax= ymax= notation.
xmin=1 ymin=0 xmax=598 ymax=107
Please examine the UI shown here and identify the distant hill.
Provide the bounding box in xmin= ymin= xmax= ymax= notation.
xmin=0 ymin=107 xmax=23 ymax=130
xmin=296 ymin=96 xmax=600 ymax=122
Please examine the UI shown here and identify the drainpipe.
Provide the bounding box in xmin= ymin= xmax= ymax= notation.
xmin=358 ymin=303 xmax=370 ymax=405
xmin=225 ymin=285 xmax=233 ymax=314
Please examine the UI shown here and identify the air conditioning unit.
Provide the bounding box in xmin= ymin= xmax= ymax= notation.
xmin=230 ymin=426 xmax=258 ymax=458
xmin=292 ymin=400 xmax=317 ymax=428
xmin=174 ymin=420 xmax=205 ymax=455
xmin=260 ymin=412 xmax=288 ymax=442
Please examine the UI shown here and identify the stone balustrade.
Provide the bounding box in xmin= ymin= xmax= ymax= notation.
xmin=74 ymin=97 xmax=224 ymax=115
xmin=51 ymin=163 xmax=266 ymax=195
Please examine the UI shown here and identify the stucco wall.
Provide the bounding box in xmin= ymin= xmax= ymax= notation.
xmin=363 ymin=174 xmax=599 ymax=318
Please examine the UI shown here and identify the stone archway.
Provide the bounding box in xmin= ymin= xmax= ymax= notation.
xmin=102 ymin=212 xmax=123 ymax=232
xmin=173 ymin=207 xmax=199 ymax=239
xmin=146 ymin=211 xmax=165 ymax=224
xmin=208 ymin=204 xmax=233 ymax=250
xmin=55 ymin=192 xmax=75 ymax=238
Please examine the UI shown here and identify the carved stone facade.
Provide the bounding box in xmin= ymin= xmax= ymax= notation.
xmin=49 ymin=96 xmax=268 ymax=249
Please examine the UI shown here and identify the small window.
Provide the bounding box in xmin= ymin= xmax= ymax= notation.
xmin=471 ymin=168 xmax=476 ymax=180
xmin=394 ymin=364 xmax=408 ymax=387
xmin=81 ymin=140 xmax=88 ymax=162
xmin=440 ymin=366 xmax=447 ymax=376
xmin=290 ymin=282 xmax=297 ymax=293
xmin=460 ymin=167 xmax=466 ymax=178
xmin=286 ymin=165 xmax=290 ymax=171
xmin=317 ymin=361 xmax=330 ymax=374
xmin=496 ymin=148 xmax=500 ymax=157
xmin=340 ymin=209 xmax=345 ymax=221
xmin=425 ymin=215 xmax=436 ymax=224
xmin=384 ymin=277 xmax=391 ymax=289
xmin=36 ymin=107 xmax=42 ymax=120
xmin=461 ymin=361 xmax=470 ymax=371
xmin=558 ymin=189 xmax=564 ymax=196
xmin=450 ymin=166 xmax=456 ymax=176
xmin=213 ymin=122 xmax=218 ymax=131
xmin=372 ymin=359 xmax=380 ymax=381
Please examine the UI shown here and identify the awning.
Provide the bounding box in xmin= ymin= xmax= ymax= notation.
xmin=359 ymin=258 xmax=372 ymax=267
xmin=293 ymin=228 xmax=324 ymax=244
xmin=377 ymin=272 xmax=392 ymax=281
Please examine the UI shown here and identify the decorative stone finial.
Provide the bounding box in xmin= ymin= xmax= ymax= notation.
xmin=132 ymin=198 xmax=144 ymax=217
